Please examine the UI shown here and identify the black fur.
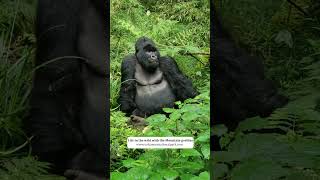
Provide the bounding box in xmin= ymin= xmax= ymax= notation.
xmin=27 ymin=0 xmax=108 ymax=179
xmin=118 ymin=37 xmax=197 ymax=117
xmin=160 ymin=57 xmax=198 ymax=101
xmin=135 ymin=37 xmax=160 ymax=72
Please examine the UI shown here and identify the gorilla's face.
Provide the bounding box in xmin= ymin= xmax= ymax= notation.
xmin=135 ymin=37 xmax=160 ymax=72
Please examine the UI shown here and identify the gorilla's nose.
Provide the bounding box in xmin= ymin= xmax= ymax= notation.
xmin=151 ymin=54 xmax=157 ymax=59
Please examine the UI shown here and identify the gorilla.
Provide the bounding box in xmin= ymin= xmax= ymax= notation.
xmin=27 ymin=0 xmax=108 ymax=179
xmin=118 ymin=37 xmax=198 ymax=121
xmin=212 ymin=4 xmax=289 ymax=149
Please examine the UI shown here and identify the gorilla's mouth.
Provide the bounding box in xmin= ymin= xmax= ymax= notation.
xmin=148 ymin=58 xmax=158 ymax=64
xmin=145 ymin=61 xmax=159 ymax=72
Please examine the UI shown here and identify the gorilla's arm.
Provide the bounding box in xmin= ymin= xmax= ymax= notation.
xmin=118 ymin=55 xmax=137 ymax=114
xmin=160 ymin=56 xmax=198 ymax=101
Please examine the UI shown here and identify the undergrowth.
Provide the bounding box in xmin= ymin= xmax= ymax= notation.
xmin=0 ymin=0 xmax=66 ymax=179
xmin=213 ymin=0 xmax=320 ymax=179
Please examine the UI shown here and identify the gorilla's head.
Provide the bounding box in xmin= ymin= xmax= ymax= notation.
xmin=135 ymin=37 xmax=160 ymax=72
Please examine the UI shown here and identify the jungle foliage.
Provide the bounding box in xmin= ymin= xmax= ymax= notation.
xmin=213 ymin=0 xmax=320 ymax=179
xmin=110 ymin=0 xmax=210 ymax=179
xmin=0 ymin=0 xmax=65 ymax=179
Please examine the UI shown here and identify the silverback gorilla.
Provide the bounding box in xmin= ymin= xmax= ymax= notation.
xmin=118 ymin=37 xmax=198 ymax=120
xmin=28 ymin=0 xmax=108 ymax=179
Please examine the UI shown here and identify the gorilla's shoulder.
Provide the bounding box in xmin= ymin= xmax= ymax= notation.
xmin=122 ymin=54 xmax=136 ymax=62
xmin=160 ymin=56 xmax=178 ymax=66
xmin=122 ymin=54 xmax=136 ymax=65
xmin=160 ymin=55 xmax=174 ymax=60
xmin=121 ymin=54 xmax=136 ymax=70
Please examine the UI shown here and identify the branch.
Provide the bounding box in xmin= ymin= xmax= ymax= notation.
xmin=178 ymin=51 xmax=208 ymax=65
xmin=286 ymin=0 xmax=309 ymax=16
xmin=187 ymin=52 xmax=210 ymax=56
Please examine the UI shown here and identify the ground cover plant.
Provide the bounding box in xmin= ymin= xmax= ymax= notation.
xmin=0 ymin=0 xmax=66 ymax=179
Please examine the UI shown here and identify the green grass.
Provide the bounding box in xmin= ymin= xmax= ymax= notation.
xmin=0 ymin=0 xmax=66 ymax=179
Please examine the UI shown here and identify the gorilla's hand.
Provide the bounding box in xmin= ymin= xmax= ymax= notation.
xmin=64 ymin=169 xmax=106 ymax=180
xmin=128 ymin=115 xmax=148 ymax=130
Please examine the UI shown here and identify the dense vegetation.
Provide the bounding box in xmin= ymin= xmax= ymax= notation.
xmin=0 ymin=0 xmax=67 ymax=179
xmin=213 ymin=0 xmax=320 ymax=179
xmin=110 ymin=0 xmax=210 ymax=179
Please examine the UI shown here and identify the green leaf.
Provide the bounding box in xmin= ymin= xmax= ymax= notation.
xmin=236 ymin=117 xmax=269 ymax=133
xmin=212 ymin=151 xmax=245 ymax=163
xmin=181 ymin=149 xmax=202 ymax=157
xmin=180 ymin=161 xmax=204 ymax=171
xmin=191 ymin=171 xmax=210 ymax=180
xmin=169 ymin=111 xmax=181 ymax=121
xmin=198 ymin=171 xmax=210 ymax=180
xmin=149 ymin=172 xmax=163 ymax=180
xmin=274 ymin=30 xmax=293 ymax=48
xmin=219 ymin=134 xmax=232 ymax=148
xmin=182 ymin=111 xmax=199 ymax=122
xmin=159 ymin=128 xmax=173 ymax=136
xmin=212 ymin=163 xmax=228 ymax=179
xmin=148 ymin=114 xmax=167 ymax=126
xmin=125 ymin=167 xmax=151 ymax=180
xmin=231 ymin=160 xmax=290 ymax=180
xmin=175 ymin=101 xmax=182 ymax=105
xmin=196 ymin=131 xmax=210 ymax=143
xmin=180 ymin=104 xmax=198 ymax=113
xmin=201 ymin=144 xmax=210 ymax=159
xmin=212 ymin=124 xmax=228 ymax=137
xmin=196 ymin=71 xmax=202 ymax=76
xmin=158 ymin=169 xmax=179 ymax=180
xmin=163 ymin=108 xmax=175 ymax=113
xmin=122 ymin=158 xmax=136 ymax=168
xmin=111 ymin=172 xmax=126 ymax=180
xmin=180 ymin=173 xmax=196 ymax=180
xmin=285 ymin=170 xmax=320 ymax=180
xmin=147 ymin=114 xmax=167 ymax=123
xmin=184 ymin=98 xmax=199 ymax=104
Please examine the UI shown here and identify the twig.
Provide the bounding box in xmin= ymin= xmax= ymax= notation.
xmin=286 ymin=0 xmax=309 ymax=16
xmin=178 ymin=51 xmax=207 ymax=65
xmin=187 ymin=52 xmax=210 ymax=56
xmin=0 ymin=136 xmax=33 ymax=156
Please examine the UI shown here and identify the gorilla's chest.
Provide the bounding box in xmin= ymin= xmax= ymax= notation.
xmin=134 ymin=63 xmax=176 ymax=114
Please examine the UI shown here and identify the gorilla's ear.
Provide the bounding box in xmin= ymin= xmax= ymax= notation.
xmin=135 ymin=43 xmax=141 ymax=54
